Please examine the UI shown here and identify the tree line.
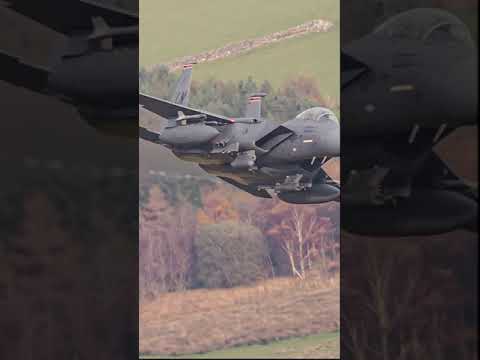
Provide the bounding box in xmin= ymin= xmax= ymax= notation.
xmin=140 ymin=65 xmax=339 ymax=123
xmin=139 ymin=174 xmax=340 ymax=300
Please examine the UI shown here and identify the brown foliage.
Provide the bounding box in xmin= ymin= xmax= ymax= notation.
xmin=196 ymin=184 xmax=258 ymax=225
xmin=196 ymin=189 xmax=240 ymax=224
xmin=282 ymin=76 xmax=325 ymax=104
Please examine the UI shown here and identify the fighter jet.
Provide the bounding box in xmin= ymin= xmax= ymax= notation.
xmin=0 ymin=0 xmax=138 ymax=136
xmin=139 ymin=65 xmax=340 ymax=204
xmin=341 ymin=8 xmax=478 ymax=236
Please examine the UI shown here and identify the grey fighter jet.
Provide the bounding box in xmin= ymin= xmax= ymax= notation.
xmin=341 ymin=8 xmax=478 ymax=236
xmin=139 ymin=65 xmax=340 ymax=204
xmin=0 ymin=0 xmax=138 ymax=136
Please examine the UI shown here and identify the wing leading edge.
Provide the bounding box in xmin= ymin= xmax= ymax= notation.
xmin=0 ymin=52 xmax=49 ymax=91
xmin=139 ymin=93 xmax=234 ymax=124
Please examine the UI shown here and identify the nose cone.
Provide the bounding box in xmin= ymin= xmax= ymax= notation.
xmin=316 ymin=118 xmax=340 ymax=157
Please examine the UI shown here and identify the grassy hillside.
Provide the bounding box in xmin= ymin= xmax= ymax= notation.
xmin=140 ymin=274 xmax=339 ymax=357
xmin=192 ymin=28 xmax=339 ymax=97
xmin=141 ymin=332 xmax=339 ymax=359
xmin=140 ymin=0 xmax=339 ymax=66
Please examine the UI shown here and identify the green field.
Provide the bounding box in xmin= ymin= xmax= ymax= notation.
xmin=140 ymin=331 xmax=340 ymax=359
xmin=192 ymin=27 xmax=339 ymax=98
xmin=140 ymin=0 xmax=339 ymax=100
xmin=140 ymin=0 xmax=339 ymax=66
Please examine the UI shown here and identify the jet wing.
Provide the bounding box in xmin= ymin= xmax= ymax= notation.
xmin=416 ymin=151 xmax=477 ymax=201
xmin=0 ymin=52 xmax=49 ymax=91
xmin=313 ymin=167 xmax=340 ymax=188
xmin=217 ymin=177 xmax=272 ymax=199
xmin=301 ymin=157 xmax=340 ymax=188
xmin=2 ymin=0 xmax=138 ymax=34
xmin=139 ymin=93 xmax=235 ymax=124
xmin=219 ymin=170 xmax=338 ymax=201
xmin=341 ymin=51 xmax=369 ymax=89
xmin=139 ymin=126 xmax=162 ymax=144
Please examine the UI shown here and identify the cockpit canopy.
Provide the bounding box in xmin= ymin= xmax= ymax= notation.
xmin=373 ymin=8 xmax=474 ymax=47
xmin=295 ymin=107 xmax=339 ymax=123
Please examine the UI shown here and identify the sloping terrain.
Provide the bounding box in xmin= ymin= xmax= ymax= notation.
xmin=192 ymin=29 xmax=339 ymax=95
xmin=140 ymin=0 xmax=338 ymax=66
xmin=140 ymin=0 xmax=339 ymax=97
xmin=140 ymin=275 xmax=339 ymax=356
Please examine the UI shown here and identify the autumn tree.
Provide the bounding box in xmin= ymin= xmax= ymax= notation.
xmin=196 ymin=185 xmax=241 ymax=224
xmin=139 ymin=67 xmax=337 ymax=123
xmin=259 ymin=200 xmax=337 ymax=279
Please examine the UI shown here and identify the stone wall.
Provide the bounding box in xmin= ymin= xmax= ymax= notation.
xmin=163 ymin=19 xmax=334 ymax=71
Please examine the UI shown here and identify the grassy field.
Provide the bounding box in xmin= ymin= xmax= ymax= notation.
xmin=140 ymin=0 xmax=339 ymax=66
xmin=140 ymin=0 xmax=339 ymax=101
xmin=140 ymin=274 xmax=339 ymax=357
xmin=141 ymin=331 xmax=340 ymax=359
xmin=192 ymin=28 xmax=339 ymax=98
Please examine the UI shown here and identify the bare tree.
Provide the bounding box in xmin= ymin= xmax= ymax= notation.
xmin=266 ymin=203 xmax=336 ymax=279
xmin=139 ymin=186 xmax=195 ymax=299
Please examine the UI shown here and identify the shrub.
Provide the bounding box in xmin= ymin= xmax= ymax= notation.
xmin=194 ymin=221 xmax=269 ymax=288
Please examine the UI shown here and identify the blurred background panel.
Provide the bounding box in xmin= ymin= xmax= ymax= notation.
xmin=341 ymin=0 xmax=477 ymax=358
xmin=0 ymin=1 xmax=139 ymax=359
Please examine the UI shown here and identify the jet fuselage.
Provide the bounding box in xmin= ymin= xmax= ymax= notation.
xmin=165 ymin=111 xmax=340 ymax=168
xmin=343 ymin=42 xmax=477 ymax=138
